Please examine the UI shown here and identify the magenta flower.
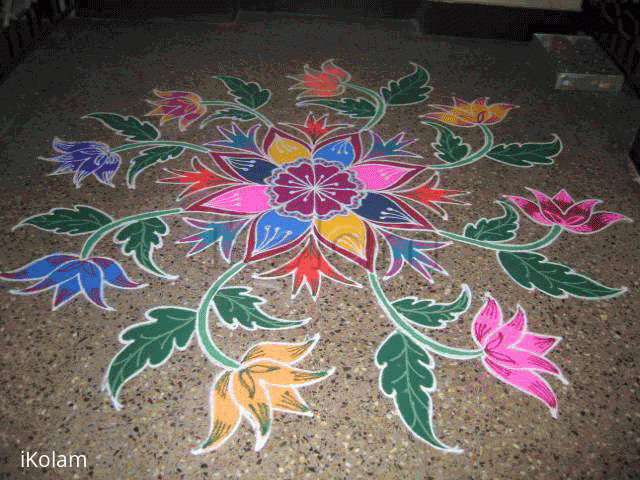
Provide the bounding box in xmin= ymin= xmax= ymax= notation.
xmin=472 ymin=295 xmax=568 ymax=417
xmin=266 ymin=158 xmax=365 ymax=221
xmin=506 ymin=188 xmax=631 ymax=234
xmin=0 ymin=254 xmax=143 ymax=310
xmin=146 ymin=89 xmax=207 ymax=131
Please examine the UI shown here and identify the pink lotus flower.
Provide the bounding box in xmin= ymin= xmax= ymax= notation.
xmin=506 ymin=188 xmax=631 ymax=234
xmin=472 ymin=295 xmax=568 ymax=417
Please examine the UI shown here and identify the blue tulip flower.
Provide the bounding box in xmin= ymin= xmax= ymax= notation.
xmin=0 ymin=253 xmax=144 ymax=310
xmin=41 ymin=138 xmax=122 ymax=188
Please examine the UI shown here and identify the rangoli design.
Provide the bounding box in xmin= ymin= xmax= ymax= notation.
xmin=0 ymin=60 xmax=632 ymax=453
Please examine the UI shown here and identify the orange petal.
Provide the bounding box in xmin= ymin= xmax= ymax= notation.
xmin=159 ymin=112 xmax=180 ymax=125
xmin=488 ymin=103 xmax=515 ymax=121
xmin=192 ymin=371 xmax=241 ymax=454
xmin=232 ymin=370 xmax=272 ymax=450
xmin=425 ymin=111 xmax=473 ymax=127
xmin=242 ymin=336 xmax=319 ymax=365
xmin=248 ymin=360 xmax=332 ymax=387
xmin=268 ymin=385 xmax=312 ymax=416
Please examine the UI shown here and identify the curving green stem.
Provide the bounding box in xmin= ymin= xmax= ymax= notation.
xmin=369 ymin=273 xmax=483 ymax=360
xmin=427 ymin=124 xmax=494 ymax=169
xmin=201 ymin=100 xmax=274 ymax=128
xmin=111 ymin=141 xmax=210 ymax=154
xmin=436 ymin=225 xmax=563 ymax=252
xmin=344 ymin=83 xmax=387 ymax=132
xmin=196 ymin=262 xmax=245 ymax=369
xmin=80 ymin=208 xmax=183 ymax=258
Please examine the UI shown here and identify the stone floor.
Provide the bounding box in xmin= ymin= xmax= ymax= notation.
xmin=1 ymin=10 xmax=640 ymax=480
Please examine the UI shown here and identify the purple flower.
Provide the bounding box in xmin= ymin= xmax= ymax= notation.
xmin=0 ymin=254 xmax=143 ymax=310
xmin=41 ymin=138 xmax=122 ymax=188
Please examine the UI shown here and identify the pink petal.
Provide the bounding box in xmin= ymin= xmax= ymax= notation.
xmin=472 ymin=295 xmax=503 ymax=347
xmin=505 ymin=195 xmax=553 ymax=226
xmin=529 ymin=189 xmax=566 ymax=223
xmin=561 ymin=199 xmax=600 ymax=225
xmin=490 ymin=308 xmax=527 ymax=348
xmin=187 ymin=185 xmax=271 ymax=215
xmin=565 ymin=212 xmax=631 ymax=234
xmin=350 ymin=162 xmax=423 ymax=191
xmin=487 ymin=348 xmax=562 ymax=377
xmin=515 ymin=333 xmax=561 ymax=355
xmin=484 ymin=358 xmax=559 ymax=417
xmin=551 ymin=189 xmax=575 ymax=211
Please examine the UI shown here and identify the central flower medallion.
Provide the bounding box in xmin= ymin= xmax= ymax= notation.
xmin=266 ymin=158 xmax=365 ymax=221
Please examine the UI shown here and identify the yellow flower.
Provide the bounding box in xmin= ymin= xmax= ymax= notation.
xmin=193 ymin=335 xmax=334 ymax=453
xmin=423 ymin=97 xmax=515 ymax=127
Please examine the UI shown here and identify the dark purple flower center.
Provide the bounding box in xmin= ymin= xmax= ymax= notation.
xmin=266 ymin=158 xmax=364 ymax=221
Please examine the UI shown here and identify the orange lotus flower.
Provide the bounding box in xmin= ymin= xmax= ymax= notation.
xmin=423 ymin=97 xmax=515 ymax=127
xmin=289 ymin=59 xmax=351 ymax=98
xmin=146 ymin=89 xmax=207 ymax=131
xmin=193 ymin=336 xmax=334 ymax=453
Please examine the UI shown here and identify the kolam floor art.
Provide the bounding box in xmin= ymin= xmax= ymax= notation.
xmin=1 ymin=11 xmax=640 ymax=480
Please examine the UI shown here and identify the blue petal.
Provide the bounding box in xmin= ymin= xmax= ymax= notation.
xmin=53 ymin=278 xmax=82 ymax=309
xmin=92 ymin=154 xmax=121 ymax=185
xmin=0 ymin=254 xmax=78 ymax=281
xmin=181 ymin=219 xmax=247 ymax=261
xmin=53 ymin=139 xmax=96 ymax=153
xmin=353 ymin=193 xmax=413 ymax=224
xmin=19 ymin=260 xmax=86 ymax=293
xmin=252 ymin=211 xmax=310 ymax=255
xmin=92 ymin=257 xmax=140 ymax=288
xmin=78 ymin=263 xmax=108 ymax=308
xmin=224 ymin=157 xmax=277 ymax=184
xmin=313 ymin=138 xmax=356 ymax=167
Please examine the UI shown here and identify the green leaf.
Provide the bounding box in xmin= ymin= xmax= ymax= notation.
xmin=215 ymin=76 xmax=271 ymax=109
xmin=391 ymin=285 xmax=471 ymax=329
xmin=106 ymin=307 xmax=197 ymax=407
xmin=115 ymin=218 xmax=173 ymax=278
xmin=297 ymin=97 xmax=376 ymax=118
xmin=85 ymin=113 xmax=159 ymax=141
xmin=126 ymin=146 xmax=184 ymax=188
xmin=464 ymin=201 xmax=519 ymax=242
xmin=498 ymin=251 xmax=624 ymax=299
xmin=423 ymin=122 xmax=469 ymax=163
xmin=16 ymin=205 xmax=112 ymax=235
xmin=213 ymin=287 xmax=308 ymax=330
xmin=199 ymin=108 xmax=256 ymax=128
xmin=486 ymin=135 xmax=562 ymax=167
xmin=380 ymin=63 xmax=432 ymax=105
xmin=375 ymin=332 xmax=456 ymax=451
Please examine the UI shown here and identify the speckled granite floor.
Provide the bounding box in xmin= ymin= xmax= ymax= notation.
xmin=1 ymin=10 xmax=640 ymax=480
